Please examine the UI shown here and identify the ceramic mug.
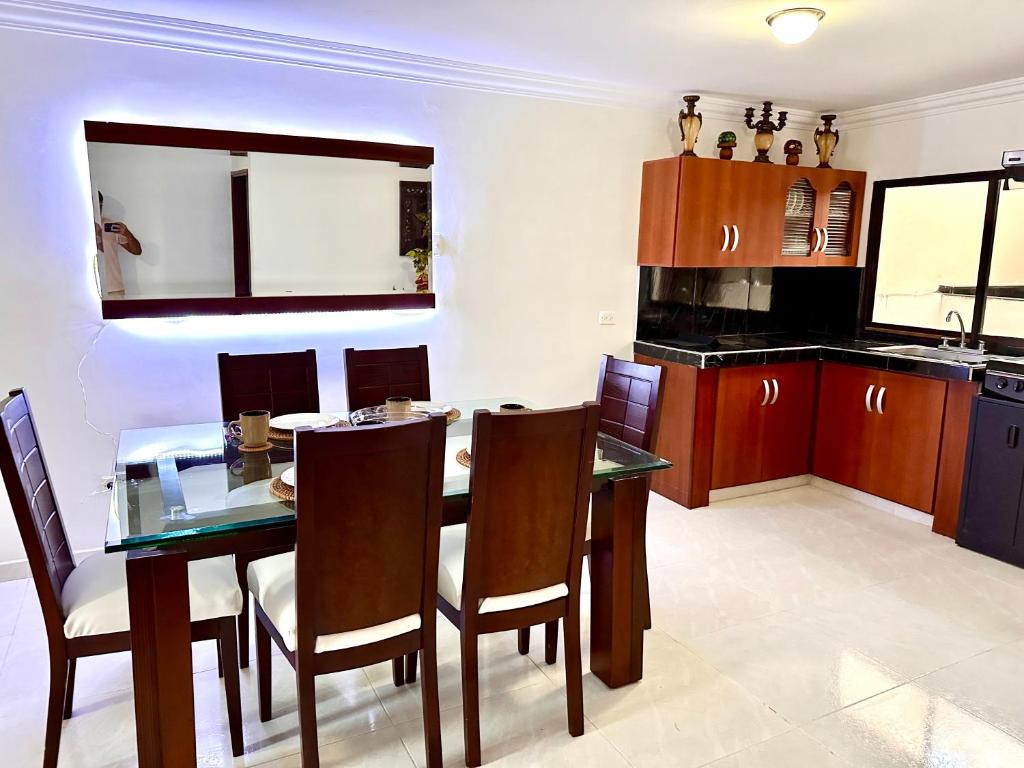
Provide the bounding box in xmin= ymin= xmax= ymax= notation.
xmin=499 ymin=403 xmax=527 ymax=413
xmin=385 ymin=396 xmax=412 ymax=413
xmin=229 ymin=409 xmax=271 ymax=448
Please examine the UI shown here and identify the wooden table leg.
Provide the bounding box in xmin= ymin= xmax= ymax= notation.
xmin=589 ymin=475 xmax=649 ymax=688
xmin=127 ymin=549 xmax=196 ymax=767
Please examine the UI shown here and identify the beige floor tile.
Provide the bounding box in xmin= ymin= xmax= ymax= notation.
xmin=0 ymin=578 xmax=26 ymax=637
xmin=253 ymin=726 xmax=416 ymax=767
xmin=705 ymin=729 xmax=853 ymax=767
xmin=917 ymin=640 xmax=1024 ymax=742
xmin=807 ymin=684 xmax=1024 ymax=767
xmin=688 ymin=612 xmax=906 ymax=724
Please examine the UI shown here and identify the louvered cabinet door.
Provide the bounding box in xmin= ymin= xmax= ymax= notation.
xmin=816 ymin=169 xmax=866 ymax=267
xmin=774 ymin=167 xmax=819 ymax=266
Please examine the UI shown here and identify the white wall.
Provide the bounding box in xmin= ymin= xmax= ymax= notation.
xmin=247 ymin=153 xmax=429 ymax=295
xmin=0 ymin=27 xmax=673 ymax=572
xmin=87 ymin=142 xmax=235 ymax=296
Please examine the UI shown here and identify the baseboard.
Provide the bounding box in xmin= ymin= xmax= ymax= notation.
xmin=0 ymin=547 xmax=103 ymax=582
xmin=809 ymin=477 xmax=933 ymax=526
xmin=709 ymin=475 xmax=812 ymax=502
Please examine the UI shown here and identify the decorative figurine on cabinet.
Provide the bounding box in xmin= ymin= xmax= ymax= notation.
xmin=678 ymin=95 xmax=703 ymax=156
xmin=784 ymin=139 xmax=803 ymax=166
xmin=717 ymin=131 xmax=737 ymax=160
xmin=814 ymin=114 xmax=840 ymax=168
xmin=744 ymin=101 xmax=788 ymax=163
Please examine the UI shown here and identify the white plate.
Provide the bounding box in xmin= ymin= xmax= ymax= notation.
xmin=269 ymin=413 xmax=340 ymax=430
xmin=411 ymin=402 xmax=454 ymax=414
xmin=280 ymin=467 xmax=295 ymax=487
xmin=226 ymin=479 xmax=277 ymax=508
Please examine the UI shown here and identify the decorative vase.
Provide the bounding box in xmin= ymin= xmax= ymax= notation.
xmin=415 ymin=268 xmax=429 ymax=293
xmin=744 ymin=101 xmax=788 ymax=163
xmin=678 ymin=95 xmax=703 ymax=156
xmin=784 ymin=139 xmax=803 ymax=166
xmin=717 ymin=131 xmax=737 ymax=160
xmin=814 ymin=114 xmax=840 ymax=168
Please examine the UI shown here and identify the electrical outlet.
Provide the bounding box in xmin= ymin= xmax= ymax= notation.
xmin=598 ymin=311 xmax=616 ymax=326
xmin=98 ymin=475 xmax=114 ymax=492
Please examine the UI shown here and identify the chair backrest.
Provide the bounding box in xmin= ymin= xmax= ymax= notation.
xmin=344 ymin=345 xmax=430 ymax=411
xmin=293 ymin=415 xmax=446 ymax=653
xmin=462 ymin=404 xmax=599 ymax=611
xmin=595 ymin=355 xmax=664 ymax=451
xmin=217 ymin=349 xmax=319 ymax=421
xmin=0 ymin=390 xmax=73 ymax=640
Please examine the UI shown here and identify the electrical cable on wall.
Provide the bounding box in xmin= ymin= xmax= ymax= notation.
xmin=76 ymin=320 xmax=116 ymax=494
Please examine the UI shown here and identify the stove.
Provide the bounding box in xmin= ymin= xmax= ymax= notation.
xmin=982 ymin=358 xmax=1024 ymax=402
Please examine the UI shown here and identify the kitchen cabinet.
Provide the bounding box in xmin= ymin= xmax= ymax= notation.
xmin=813 ymin=363 xmax=947 ymax=511
xmin=712 ymin=362 xmax=817 ymax=489
xmin=957 ymin=398 xmax=1024 ymax=566
xmin=637 ymin=157 xmax=865 ymax=268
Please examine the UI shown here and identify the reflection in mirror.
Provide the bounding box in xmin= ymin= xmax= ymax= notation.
xmin=85 ymin=131 xmax=433 ymax=310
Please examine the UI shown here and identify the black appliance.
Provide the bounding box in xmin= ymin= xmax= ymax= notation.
xmin=957 ymin=359 xmax=1024 ymax=567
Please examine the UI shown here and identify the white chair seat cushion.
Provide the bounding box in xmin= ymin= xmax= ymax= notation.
xmin=61 ymin=552 xmax=243 ymax=639
xmin=437 ymin=524 xmax=568 ymax=614
xmin=247 ymin=553 xmax=420 ymax=654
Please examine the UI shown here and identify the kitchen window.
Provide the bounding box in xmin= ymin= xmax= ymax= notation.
xmin=863 ymin=170 xmax=1023 ymax=349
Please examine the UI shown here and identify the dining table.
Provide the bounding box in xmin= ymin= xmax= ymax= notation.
xmin=106 ymin=397 xmax=671 ymax=767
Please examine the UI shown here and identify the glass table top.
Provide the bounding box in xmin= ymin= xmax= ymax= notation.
xmin=105 ymin=397 xmax=671 ymax=552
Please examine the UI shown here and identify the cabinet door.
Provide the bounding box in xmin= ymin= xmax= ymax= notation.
xmin=761 ymin=362 xmax=818 ymax=481
xmin=865 ymin=370 xmax=947 ymax=511
xmin=711 ymin=366 xmax=769 ymax=489
xmin=812 ymin=363 xmax=878 ymax=491
xmin=958 ymin=399 xmax=1024 ymax=561
xmin=675 ymin=157 xmax=740 ymax=266
xmin=774 ymin=169 xmax=819 ymax=267
xmin=816 ymin=169 xmax=866 ymax=267
xmin=728 ymin=161 xmax=781 ymax=267
xmin=637 ymin=157 xmax=681 ymax=266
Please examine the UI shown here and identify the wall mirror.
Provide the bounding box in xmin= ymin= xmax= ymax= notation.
xmin=85 ymin=122 xmax=434 ymax=318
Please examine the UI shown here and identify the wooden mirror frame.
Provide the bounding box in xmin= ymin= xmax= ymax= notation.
xmin=85 ymin=121 xmax=436 ymax=319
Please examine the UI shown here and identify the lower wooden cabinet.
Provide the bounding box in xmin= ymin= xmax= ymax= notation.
xmin=712 ymin=362 xmax=817 ymax=489
xmin=812 ymin=363 xmax=947 ymax=512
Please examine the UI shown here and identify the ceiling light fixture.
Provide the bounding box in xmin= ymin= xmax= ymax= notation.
xmin=766 ymin=7 xmax=825 ymax=44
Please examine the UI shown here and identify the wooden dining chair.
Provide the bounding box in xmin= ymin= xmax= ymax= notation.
xmin=217 ymin=348 xmax=320 ymax=668
xmin=520 ymin=356 xmax=665 ymax=658
xmin=434 ymin=403 xmax=599 ymax=767
xmin=250 ymin=415 xmax=447 ymax=768
xmin=344 ymin=345 xmax=430 ymax=410
xmin=0 ymin=389 xmax=245 ymax=768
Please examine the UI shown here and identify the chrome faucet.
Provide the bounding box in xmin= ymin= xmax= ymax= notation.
xmin=944 ymin=310 xmax=967 ymax=349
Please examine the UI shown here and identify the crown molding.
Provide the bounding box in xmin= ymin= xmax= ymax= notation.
xmin=0 ymin=0 xmax=675 ymax=109
xmin=840 ymin=76 xmax=1024 ymax=131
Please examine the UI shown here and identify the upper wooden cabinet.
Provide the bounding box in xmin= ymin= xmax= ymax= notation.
xmin=637 ymin=156 xmax=866 ymax=268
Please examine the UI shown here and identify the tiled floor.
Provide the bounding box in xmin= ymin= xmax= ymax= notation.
xmin=2 ymin=484 xmax=1024 ymax=766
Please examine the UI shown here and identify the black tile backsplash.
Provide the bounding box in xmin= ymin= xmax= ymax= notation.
xmin=636 ymin=266 xmax=864 ymax=343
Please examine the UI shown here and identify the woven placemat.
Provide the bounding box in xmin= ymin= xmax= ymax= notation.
xmin=445 ymin=408 xmax=461 ymax=425
xmin=456 ymin=448 xmax=471 ymax=469
xmin=269 ymin=476 xmax=294 ymax=502
xmin=238 ymin=441 xmax=273 ymax=453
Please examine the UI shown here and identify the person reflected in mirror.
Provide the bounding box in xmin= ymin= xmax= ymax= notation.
xmin=94 ymin=190 xmax=142 ymax=296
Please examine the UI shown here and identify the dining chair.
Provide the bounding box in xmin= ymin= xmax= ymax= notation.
xmin=519 ymin=356 xmax=664 ymax=658
xmin=249 ymin=414 xmax=447 ymax=768
xmin=217 ymin=348 xmax=320 ymax=669
xmin=0 ymin=389 xmax=245 ymax=768
xmin=434 ymin=403 xmax=599 ymax=767
xmin=344 ymin=345 xmax=430 ymax=410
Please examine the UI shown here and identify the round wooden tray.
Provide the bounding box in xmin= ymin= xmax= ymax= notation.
xmin=269 ymin=476 xmax=294 ymax=502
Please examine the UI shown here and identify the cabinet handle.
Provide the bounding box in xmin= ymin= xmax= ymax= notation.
xmin=865 ymin=384 xmax=875 ymax=413
xmin=876 ymin=386 xmax=886 ymax=415
xmin=731 ymin=224 xmax=740 ymax=252
xmin=822 ymin=227 xmax=830 ymax=252
xmin=813 ymin=227 xmax=822 ymax=252
xmin=721 ymin=224 xmax=730 ymax=252
xmin=760 ymin=379 xmax=770 ymax=407
xmin=770 ymin=378 xmax=779 ymax=405
xmin=1009 ymin=425 xmax=1020 ymax=449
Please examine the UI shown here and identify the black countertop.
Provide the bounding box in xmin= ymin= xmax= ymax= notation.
xmin=634 ymin=334 xmax=1010 ymax=382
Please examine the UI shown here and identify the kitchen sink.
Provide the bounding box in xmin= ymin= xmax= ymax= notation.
xmin=870 ymin=344 xmax=991 ymax=363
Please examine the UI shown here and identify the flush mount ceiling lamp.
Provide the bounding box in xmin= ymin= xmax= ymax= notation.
xmin=766 ymin=7 xmax=825 ymax=44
